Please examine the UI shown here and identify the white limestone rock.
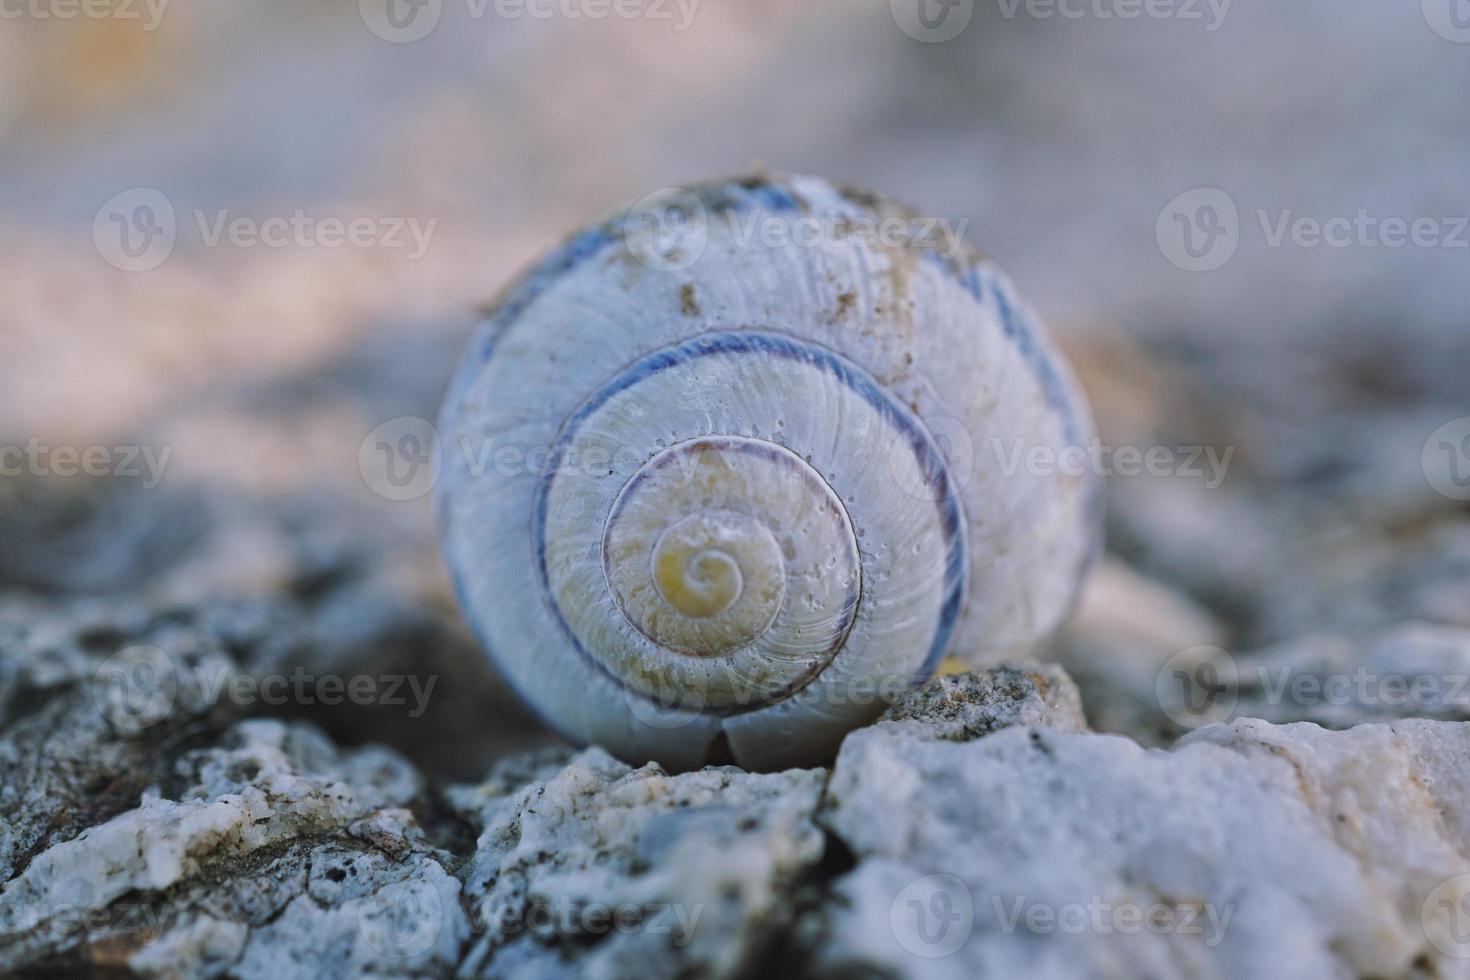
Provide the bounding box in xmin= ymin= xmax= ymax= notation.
xmin=0 ymin=719 xmax=467 ymax=978
xmin=450 ymin=747 xmax=828 ymax=980
xmin=9 ymin=628 xmax=1470 ymax=980
xmin=816 ymin=714 xmax=1470 ymax=979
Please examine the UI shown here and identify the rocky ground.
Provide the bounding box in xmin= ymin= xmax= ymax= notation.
xmin=4 ymin=608 xmax=1470 ymax=979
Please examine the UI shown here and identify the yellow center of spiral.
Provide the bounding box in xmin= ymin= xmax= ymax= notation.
xmin=617 ymin=507 xmax=786 ymax=656
xmin=654 ymin=542 xmax=742 ymax=619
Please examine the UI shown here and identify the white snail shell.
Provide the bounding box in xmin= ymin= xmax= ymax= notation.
xmin=438 ymin=174 xmax=1100 ymax=770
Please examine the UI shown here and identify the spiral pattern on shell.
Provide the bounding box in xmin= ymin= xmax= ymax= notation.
xmin=438 ymin=174 xmax=1100 ymax=770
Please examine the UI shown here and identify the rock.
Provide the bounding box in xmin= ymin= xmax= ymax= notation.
xmin=228 ymin=847 xmax=467 ymax=980
xmin=440 ymin=667 xmax=1083 ymax=978
xmin=1044 ymin=559 xmax=1470 ymax=740
xmin=7 ymin=614 xmax=1470 ymax=980
xmin=1229 ymin=622 xmax=1470 ymax=728
xmin=126 ymin=915 xmax=249 ymax=980
xmin=449 ymin=748 xmax=828 ymax=980
xmin=815 ymin=715 xmax=1470 ymax=979
xmin=1046 ymin=557 xmax=1470 ymax=744
xmin=0 ymin=553 xmax=550 ymax=790
xmin=0 ymin=596 xmax=247 ymax=887
xmin=0 ymin=718 xmax=469 ymax=978
xmin=877 ymin=664 xmax=1088 ymax=742
xmin=1097 ymin=475 xmax=1468 ymax=653
xmin=1254 ymin=520 xmax=1470 ymax=641
xmin=0 ymin=591 xmax=480 ymax=978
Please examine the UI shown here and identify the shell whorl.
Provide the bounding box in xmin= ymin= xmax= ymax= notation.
xmin=603 ymin=440 xmax=851 ymax=659
xmin=438 ymin=174 xmax=1099 ymax=770
xmin=532 ymin=331 xmax=966 ymax=719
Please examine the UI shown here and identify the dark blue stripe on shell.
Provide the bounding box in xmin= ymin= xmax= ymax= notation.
xmin=922 ymin=247 xmax=1085 ymax=447
xmin=477 ymin=226 xmax=617 ymax=363
xmin=728 ymin=181 xmax=805 ymax=214
xmin=463 ymin=179 xmax=1086 ymax=454
xmin=531 ymin=330 xmax=968 ymax=713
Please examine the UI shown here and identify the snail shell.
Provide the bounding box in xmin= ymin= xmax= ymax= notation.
xmin=439 ymin=174 xmax=1100 ymax=770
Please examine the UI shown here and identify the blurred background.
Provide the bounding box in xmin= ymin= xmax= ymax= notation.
xmin=1 ymin=0 xmax=1467 ymax=776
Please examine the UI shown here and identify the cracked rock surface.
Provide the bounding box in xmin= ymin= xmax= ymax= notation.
xmin=449 ymin=749 xmax=827 ymax=979
xmin=4 ymin=629 xmax=1470 ymax=979
xmin=820 ymin=716 xmax=1470 ymax=979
